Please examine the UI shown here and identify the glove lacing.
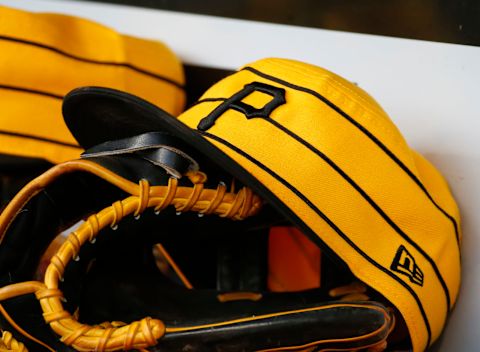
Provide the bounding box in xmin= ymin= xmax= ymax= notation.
xmin=0 ymin=172 xmax=262 ymax=351
xmin=0 ymin=331 xmax=26 ymax=352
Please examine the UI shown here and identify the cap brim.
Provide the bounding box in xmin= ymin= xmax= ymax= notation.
xmin=62 ymin=86 xmax=336 ymax=259
xmin=63 ymin=87 xmax=258 ymax=186
xmin=63 ymin=87 xmax=175 ymax=150
xmin=63 ymin=87 xmax=262 ymax=190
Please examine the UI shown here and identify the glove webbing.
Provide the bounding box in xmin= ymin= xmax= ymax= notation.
xmin=0 ymin=172 xmax=262 ymax=352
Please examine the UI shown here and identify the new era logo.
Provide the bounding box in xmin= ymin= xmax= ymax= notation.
xmin=391 ymin=245 xmax=424 ymax=286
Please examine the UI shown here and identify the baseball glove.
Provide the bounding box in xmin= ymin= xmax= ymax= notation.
xmin=0 ymin=58 xmax=460 ymax=352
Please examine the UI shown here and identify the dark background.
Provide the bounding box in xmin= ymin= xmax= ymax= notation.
xmin=84 ymin=0 xmax=480 ymax=46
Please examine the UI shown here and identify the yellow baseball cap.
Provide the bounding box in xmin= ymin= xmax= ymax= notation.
xmin=63 ymin=58 xmax=461 ymax=351
xmin=177 ymin=58 xmax=461 ymax=351
xmin=0 ymin=5 xmax=185 ymax=164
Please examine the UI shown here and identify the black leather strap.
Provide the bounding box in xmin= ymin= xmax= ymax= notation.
xmin=81 ymin=132 xmax=199 ymax=178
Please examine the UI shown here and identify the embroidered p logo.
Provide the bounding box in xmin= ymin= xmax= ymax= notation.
xmin=391 ymin=245 xmax=424 ymax=286
xmin=197 ymin=82 xmax=286 ymax=131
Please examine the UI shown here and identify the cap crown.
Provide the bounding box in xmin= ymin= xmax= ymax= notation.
xmin=177 ymin=58 xmax=461 ymax=351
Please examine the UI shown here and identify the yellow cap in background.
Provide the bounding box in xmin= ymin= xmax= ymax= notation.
xmin=0 ymin=5 xmax=185 ymax=164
